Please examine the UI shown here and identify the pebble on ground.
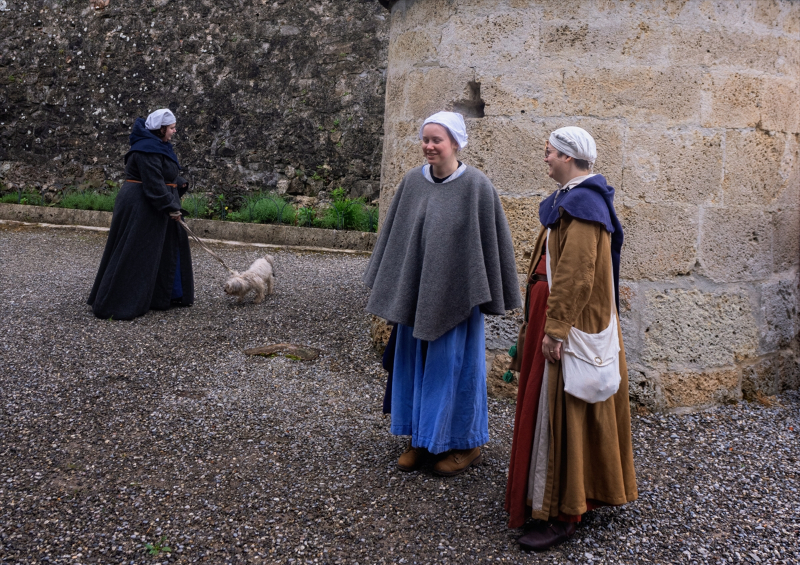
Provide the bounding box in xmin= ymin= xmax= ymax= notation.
xmin=0 ymin=223 xmax=798 ymax=564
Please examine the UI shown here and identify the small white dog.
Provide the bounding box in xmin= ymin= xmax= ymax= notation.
xmin=223 ymin=255 xmax=275 ymax=303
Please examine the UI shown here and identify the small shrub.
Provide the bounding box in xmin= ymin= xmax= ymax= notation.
xmin=58 ymin=189 xmax=118 ymax=211
xmin=297 ymin=206 xmax=316 ymax=227
xmin=181 ymin=194 xmax=210 ymax=218
xmin=0 ymin=190 xmax=43 ymax=206
xmin=227 ymin=192 xmax=296 ymax=225
xmin=316 ymin=187 xmax=377 ymax=231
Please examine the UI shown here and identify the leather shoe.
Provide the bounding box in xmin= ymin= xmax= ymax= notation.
xmin=432 ymin=447 xmax=482 ymax=476
xmin=397 ymin=442 xmax=425 ymax=472
xmin=517 ymin=520 xmax=577 ymax=551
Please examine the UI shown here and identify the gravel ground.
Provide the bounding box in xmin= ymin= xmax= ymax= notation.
xmin=0 ymin=223 xmax=798 ymax=565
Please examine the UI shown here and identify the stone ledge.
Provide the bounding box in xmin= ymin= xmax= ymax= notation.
xmin=0 ymin=204 xmax=377 ymax=252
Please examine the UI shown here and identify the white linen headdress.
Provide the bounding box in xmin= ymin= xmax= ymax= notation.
xmin=419 ymin=111 xmax=468 ymax=150
xmin=145 ymin=109 xmax=177 ymax=130
xmin=548 ymin=126 xmax=597 ymax=167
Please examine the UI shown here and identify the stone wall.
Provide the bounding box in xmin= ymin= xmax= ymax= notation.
xmin=0 ymin=0 xmax=389 ymax=201
xmin=379 ymin=0 xmax=800 ymax=410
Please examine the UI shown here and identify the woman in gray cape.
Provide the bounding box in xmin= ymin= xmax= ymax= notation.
xmin=88 ymin=109 xmax=194 ymax=320
xmin=363 ymin=111 xmax=520 ymax=476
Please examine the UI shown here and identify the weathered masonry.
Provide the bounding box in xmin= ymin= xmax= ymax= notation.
xmin=377 ymin=0 xmax=800 ymax=410
xmin=0 ymin=1 xmax=389 ymax=200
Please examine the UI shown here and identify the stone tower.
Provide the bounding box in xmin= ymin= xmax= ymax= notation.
xmin=377 ymin=0 xmax=800 ymax=410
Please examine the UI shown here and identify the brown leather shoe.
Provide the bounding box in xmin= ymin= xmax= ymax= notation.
xmin=432 ymin=447 xmax=483 ymax=476
xmin=517 ymin=520 xmax=576 ymax=551
xmin=396 ymin=442 xmax=425 ymax=472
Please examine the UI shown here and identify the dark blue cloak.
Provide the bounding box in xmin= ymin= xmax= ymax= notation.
xmin=539 ymin=174 xmax=623 ymax=312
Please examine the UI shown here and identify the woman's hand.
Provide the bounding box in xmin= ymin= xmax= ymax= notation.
xmin=542 ymin=334 xmax=562 ymax=363
xmin=169 ymin=211 xmax=182 ymax=222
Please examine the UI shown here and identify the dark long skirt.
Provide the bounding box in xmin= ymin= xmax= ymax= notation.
xmin=87 ymin=182 xmax=194 ymax=320
xmin=505 ymin=256 xmax=549 ymax=529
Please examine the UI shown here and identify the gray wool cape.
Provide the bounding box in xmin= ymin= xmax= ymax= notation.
xmin=363 ymin=166 xmax=521 ymax=341
xmin=87 ymin=151 xmax=194 ymax=320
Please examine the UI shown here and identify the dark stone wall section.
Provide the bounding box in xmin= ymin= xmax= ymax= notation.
xmin=0 ymin=0 xmax=389 ymax=201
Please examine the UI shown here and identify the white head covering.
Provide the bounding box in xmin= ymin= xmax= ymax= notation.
xmin=419 ymin=111 xmax=468 ymax=150
xmin=548 ymin=126 xmax=597 ymax=168
xmin=145 ymin=109 xmax=177 ymax=130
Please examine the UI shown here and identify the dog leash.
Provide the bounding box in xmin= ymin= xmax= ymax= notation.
xmin=177 ymin=218 xmax=237 ymax=275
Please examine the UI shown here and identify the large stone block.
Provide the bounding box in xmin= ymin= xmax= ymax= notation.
xmin=660 ymin=368 xmax=740 ymax=409
xmin=388 ymin=0 xmax=457 ymax=32
xmin=754 ymin=0 xmax=800 ymax=36
xmin=641 ymin=288 xmax=758 ymax=368
xmin=760 ymin=275 xmax=799 ymax=352
xmin=460 ymin=118 xmax=548 ymax=197
xmin=439 ymin=9 xmax=540 ymax=71
xmin=539 ymin=17 xmax=669 ymax=67
xmin=703 ymin=72 xmax=799 ymax=132
xmin=703 ymin=71 xmax=762 ymax=129
xmin=387 ymin=30 xmax=437 ymax=68
xmin=740 ymin=351 xmax=798 ymax=398
xmin=561 ymin=66 xmax=703 ymax=125
xmin=618 ymin=202 xmax=699 ymax=280
xmin=499 ymin=195 xmax=542 ymax=272
xmin=759 ymin=77 xmax=800 ymax=134
xmin=620 ymin=128 xmax=723 ymax=205
xmin=772 ymin=206 xmax=800 ymax=273
xmin=477 ymin=71 xmax=564 ymax=117
xmin=402 ymin=67 xmax=477 ymax=120
xmin=668 ymin=28 xmax=799 ymax=75
xmin=698 ymin=206 xmax=773 ymax=283
xmin=722 ymin=129 xmax=795 ymax=206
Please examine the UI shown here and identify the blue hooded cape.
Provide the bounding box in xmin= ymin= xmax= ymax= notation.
xmin=125 ymin=117 xmax=180 ymax=166
xmin=539 ymin=174 xmax=623 ymax=312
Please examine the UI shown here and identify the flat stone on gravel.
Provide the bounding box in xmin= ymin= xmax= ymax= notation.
xmin=0 ymin=223 xmax=798 ymax=564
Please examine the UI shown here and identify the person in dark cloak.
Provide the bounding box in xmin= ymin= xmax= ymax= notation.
xmin=88 ymin=108 xmax=194 ymax=320
xmin=363 ymin=111 xmax=521 ymax=477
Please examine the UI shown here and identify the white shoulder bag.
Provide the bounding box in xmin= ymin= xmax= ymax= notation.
xmin=546 ymin=230 xmax=621 ymax=404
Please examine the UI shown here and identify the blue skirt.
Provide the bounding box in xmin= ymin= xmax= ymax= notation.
xmin=390 ymin=306 xmax=489 ymax=454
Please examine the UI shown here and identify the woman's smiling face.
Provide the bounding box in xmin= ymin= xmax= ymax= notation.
xmin=421 ymin=123 xmax=458 ymax=168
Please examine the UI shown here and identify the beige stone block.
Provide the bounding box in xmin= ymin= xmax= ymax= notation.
xmin=704 ymin=72 xmax=762 ymax=129
xmin=754 ymin=0 xmax=800 ymax=36
xmin=760 ymin=275 xmax=799 ymax=352
xmin=438 ymin=9 xmax=539 ymax=70
xmin=772 ymin=206 xmax=800 ymax=273
xmin=641 ymin=288 xmax=758 ymax=367
xmin=621 ymin=128 xmax=723 ymax=205
xmin=705 ymin=72 xmax=799 ymax=132
xmin=387 ymin=30 xmax=437 ymax=67
xmin=477 ymin=71 xmax=563 ymax=117
xmin=668 ymin=28 xmax=799 ymax=75
xmin=561 ymin=66 xmax=703 ymax=125
xmin=462 ymin=117 xmax=624 ymax=198
xmin=388 ymin=0 xmax=457 ymax=32
xmin=723 ymin=129 xmax=795 ymax=206
xmin=660 ymin=368 xmax=740 ymax=408
xmin=402 ymin=67 xmax=476 ymax=121
xmin=539 ymin=18 xmax=669 ymax=67
xmin=499 ymin=195 xmax=543 ymax=273
xmin=618 ymin=202 xmax=699 ymax=280
xmin=698 ymin=206 xmax=773 ymax=283
xmin=486 ymin=351 xmax=518 ymax=401
xmin=760 ymin=78 xmax=800 ymax=134
xmin=460 ymin=118 xmax=548 ymax=197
